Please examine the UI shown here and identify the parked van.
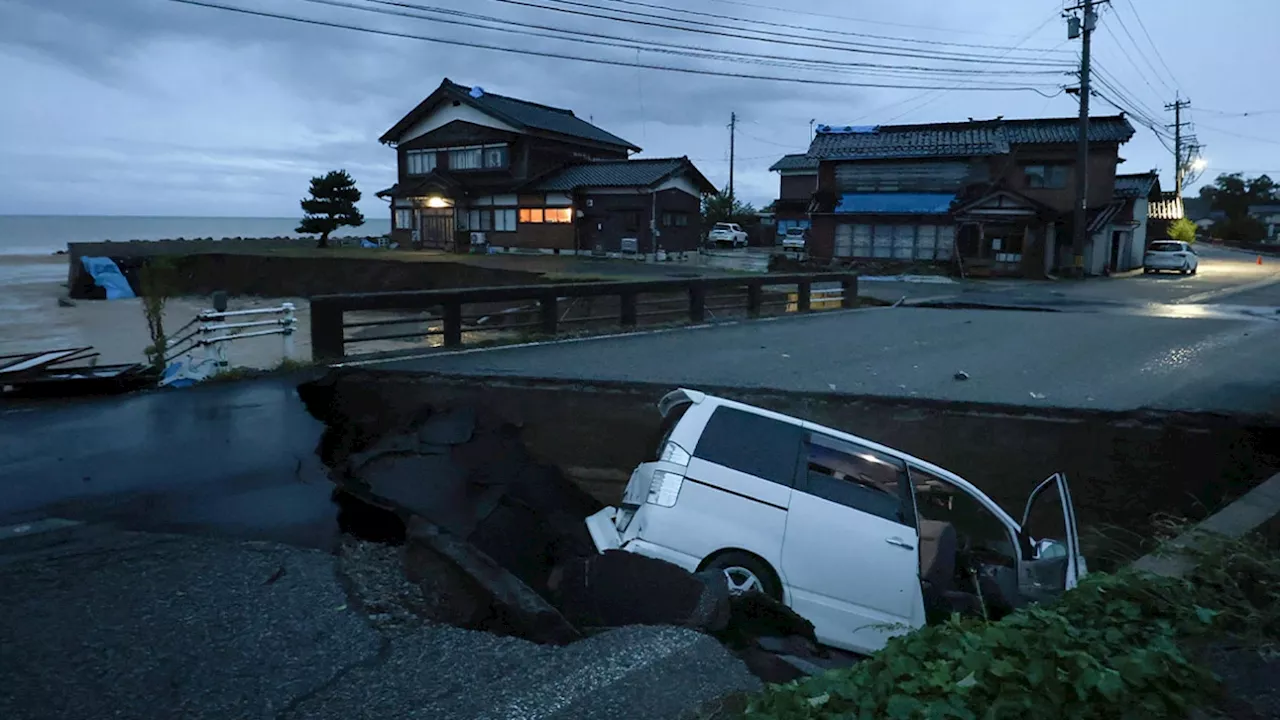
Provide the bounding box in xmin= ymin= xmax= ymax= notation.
xmin=585 ymin=389 xmax=1085 ymax=655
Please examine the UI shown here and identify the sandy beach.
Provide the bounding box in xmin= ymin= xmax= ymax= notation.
xmin=1 ymin=254 xmax=315 ymax=370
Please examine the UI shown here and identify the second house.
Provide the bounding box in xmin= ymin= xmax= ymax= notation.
xmin=377 ymin=79 xmax=715 ymax=257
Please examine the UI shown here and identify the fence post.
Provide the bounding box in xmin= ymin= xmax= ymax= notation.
xmin=746 ymin=281 xmax=763 ymax=318
xmin=620 ymin=291 xmax=638 ymax=327
xmin=797 ymin=279 xmax=812 ymax=312
xmin=443 ymin=300 xmax=463 ymax=348
xmin=281 ymin=302 xmax=297 ymax=359
xmin=841 ymin=275 xmax=858 ymax=309
xmin=310 ymin=299 xmax=345 ymax=361
xmin=689 ymin=283 xmax=706 ymax=323
xmin=539 ymin=294 xmax=558 ymax=335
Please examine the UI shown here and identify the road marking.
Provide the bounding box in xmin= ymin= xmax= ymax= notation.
xmin=1174 ymin=273 xmax=1280 ymax=305
xmin=0 ymin=518 xmax=82 ymax=543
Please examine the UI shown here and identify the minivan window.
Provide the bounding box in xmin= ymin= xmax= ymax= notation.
xmin=652 ymin=401 xmax=692 ymax=460
xmin=1149 ymin=241 xmax=1181 ymax=252
xmin=804 ymin=433 xmax=914 ymax=527
xmin=693 ymin=407 xmax=803 ymax=486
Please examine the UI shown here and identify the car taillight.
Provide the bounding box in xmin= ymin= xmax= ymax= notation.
xmin=659 ymin=441 xmax=691 ymax=466
xmin=646 ymin=470 xmax=684 ymax=507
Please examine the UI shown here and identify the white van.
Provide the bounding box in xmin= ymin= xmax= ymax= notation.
xmin=584 ymin=389 xmax=1085 ymax=655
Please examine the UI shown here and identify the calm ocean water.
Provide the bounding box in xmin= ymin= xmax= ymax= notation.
xmin=0 ymin=215 xmax=392 ymax=256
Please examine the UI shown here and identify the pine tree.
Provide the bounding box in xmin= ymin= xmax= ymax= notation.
xmin=298 ymin=170 xmax=365 ymax=248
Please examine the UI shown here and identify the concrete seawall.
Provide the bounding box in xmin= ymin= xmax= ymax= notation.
xmin=305 ymin=370 xmax=1280 ymax=564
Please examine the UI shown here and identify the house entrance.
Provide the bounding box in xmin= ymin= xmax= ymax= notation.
xmin=418 ymin=209 xmax=456 ymax=251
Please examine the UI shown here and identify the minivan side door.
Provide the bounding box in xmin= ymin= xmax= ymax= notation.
xmin=780 ymin=432 xmax=925 ymax=654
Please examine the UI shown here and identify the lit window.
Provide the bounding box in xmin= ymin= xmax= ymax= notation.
xmin=406 ymin=151 xmax=436 ymax=175
xmin=394 ymin=209 xmax=414 ymax=229
xmin=494 ymin=209 xmax=517 ymax=232
xmin=519 ymin=208 xmax=545 ymax=223
xmin=450 ymin=148 xmax=483 ymax=170
xmin=545 ymin=208 xmax=573 ymax=223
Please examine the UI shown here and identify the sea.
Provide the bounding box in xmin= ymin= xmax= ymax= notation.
xmin=0 ymin=214 xmax=392 ymax=256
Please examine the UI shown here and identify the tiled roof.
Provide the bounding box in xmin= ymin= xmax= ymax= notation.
xmin=530 ymin=157 xmax=716 ymax=192
xmin=1248 ymin=204 xmax=1280 ymax=215
xmin=807 ymin=115 xmax=1135 ymax=161
xmin=1150 ymin=191 xmax=1185 ymax=220
xmin=1114 ymin=172 xmax=1159 ymax=199
xmin=381 ymin=79 xmax=639 ymax=151
xmin=834 ymin=193 xmax=956 ymax=214
xmin=769 ymin=153 xmax=819 ymax=172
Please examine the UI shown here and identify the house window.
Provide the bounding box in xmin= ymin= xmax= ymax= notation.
xmin=483 ymin=146 xmax=508 ymax=169
xmin=394 ymin=209 xmax=414 ymax=230
xmin=1025 ymin=164 xmax=1069 ymax=189
xmin=519 ymin=208 xmax=544 ymax=223
xmin=406 ymin=151 xmax=436 ymax=176
xmin=450 ymin=147 xmax=483 ymax=170
xmin=465 ymin=209 xmax=492 ymax=232
xmin=545 ymin=208 xmax=572 ymax=224
xmin=662 ymin=212 xmax=689 ymax=227
xmin=494 ymin=208 xmax=517 ymax=232
xmin=624 ymin=211 xmax=641 ymax=231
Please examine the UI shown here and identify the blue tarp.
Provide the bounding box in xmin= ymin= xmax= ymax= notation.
xmin=834 ymin=193 xmax=955 ymax=215
xmin=80 ymin=257 xmax=136 ymax=299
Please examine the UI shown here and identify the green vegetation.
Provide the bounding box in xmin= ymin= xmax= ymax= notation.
xmin=1167 ymin=217 xmax=1198 ymax=244
xmin=702 ymin=192 xmax=759 ymax=235
xmin=138 ymin=258 xmax=178 ymax=375
xmin=1200 ymin=173 xmax=1277 ymax=243
xmin=298 ymin=169 xmax=365 ymax=249
xmin=739 ymin=528 xmax=1280 ymax=720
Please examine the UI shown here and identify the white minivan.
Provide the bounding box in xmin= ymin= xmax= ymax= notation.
xmin=585 ymin=389 xmax=1085 ymax=655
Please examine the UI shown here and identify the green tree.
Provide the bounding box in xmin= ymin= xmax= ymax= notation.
xmin=1198 ymin=173 xmax=1278 ymax=222
xmin=138 ymin=258 xmax=178 ymax=376
xmin=700 ymin=191 xmax=758 ymax=233
xmin=1167 ymin=217 xmax=1197 ymax=244
xmin=298 ymin=170 xmax=365 ymax=249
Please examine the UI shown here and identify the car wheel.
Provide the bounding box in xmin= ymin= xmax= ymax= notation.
xmin=1191 ymin=265 xmax=1198 ymax=275
xmin=702 ymin=551 xmax=782 ymax=600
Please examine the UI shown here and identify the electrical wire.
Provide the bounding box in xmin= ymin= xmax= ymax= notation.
xmin=1102 ymin=4 xmax=1174 ymax=95
xmin=1097 ymin=19 xmax=1168 ymax=105
xmin=559 ymin=0 xmax=1073 ymax=55
xmin=1120 ymin=0 xmax=1180 ymax=92
xmin=480 ymin=0 xmax=1077 ymax=66
xmin=1092 ymin=64 xmax=1170 ymax=131
xmin=1194 ymin=123 xmax=1280 ymax=148
xmin=163 ymin=0 xmax=1064 ymax=95
xmin=349 ymin=0 xmax=1069 ymax=81
xmin=697 ymin=0 xmax=1035 ymax=38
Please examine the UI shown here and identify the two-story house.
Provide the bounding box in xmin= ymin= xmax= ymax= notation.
xmin=376 ymin=79 xmax=715 ymax=256
xmin=768 ymin=153 xmax=818 ymax=240
xmin=802 ymin=115 xmax=1136 ymax=277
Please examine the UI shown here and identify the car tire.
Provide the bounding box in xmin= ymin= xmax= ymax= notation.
xmin=702 ymin=551 xmax=782 ymax=600
xmin=1191 ymin=265 xmax=1198 ymax=275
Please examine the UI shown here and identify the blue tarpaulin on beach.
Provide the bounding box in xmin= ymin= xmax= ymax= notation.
xmin=80 ymin=257 xmax=136 ymax=299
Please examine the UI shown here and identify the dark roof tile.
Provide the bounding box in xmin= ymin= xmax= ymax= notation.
xmin=1114 ymin=172 xmax=1159 ymax=199
xmin=769 ymin=154 xmax=819 ymax=172
xmin=530 ymin=157 xmax=715 ymax=193
xmin=807 ymin=115 xmax=1135 ymax=161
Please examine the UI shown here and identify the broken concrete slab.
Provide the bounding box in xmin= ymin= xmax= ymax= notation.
xmin=551 ymin=550 xmax=728 ymax=632
xmin=407 ymin=517 xmax=581 ymax=645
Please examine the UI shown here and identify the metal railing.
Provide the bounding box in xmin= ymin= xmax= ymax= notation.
xmin=309 ymin=273 xmax=858 ymax=361
xmin=162 ymin=304 xmax=297 ymax=385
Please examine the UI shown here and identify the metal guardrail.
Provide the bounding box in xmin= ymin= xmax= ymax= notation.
xmin=162 ymin=304 xmax=297 ymax=386
xmin=310 ymin=273 xmax=859 ymax=361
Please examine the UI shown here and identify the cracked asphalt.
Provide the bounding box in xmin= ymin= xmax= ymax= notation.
xmin=0 ymin=525 xmax=759 ymax=720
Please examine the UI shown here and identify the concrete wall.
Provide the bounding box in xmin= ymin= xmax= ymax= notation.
xmin=311 ymin=371 xmax=1280 ymax=567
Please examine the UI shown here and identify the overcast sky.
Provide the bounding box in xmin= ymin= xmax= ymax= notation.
xmin=1 ymin=0 xmax=1276 ymax=217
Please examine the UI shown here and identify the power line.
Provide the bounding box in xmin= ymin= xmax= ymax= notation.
xmin=570 ymin=0 xmax=1073 ymax=55
xmin=1195 ymin=123 xmax=1280 ymax=147
xmin=1091 ymin=64 xmax=1169 ymax=131
xmin=697 ymin=0 xmax=1035 ymax=37
xmin=1119 ymin=0 xmax=1180 ymax=92
xmin=1195 ymin=108 xmax=1280 ymax=118
xmin=1097 ymin=19 xmax=1167 ymax=105
xmin=330 ymin=0 xmax=1069 ymax=83
xmin=481 ymin=0 xmax=1077 ymax=66
xmin=164 ymin=0 xmax=1064 ymax=95
xmin=1102 ymin=3 xmax=1174 ymax=95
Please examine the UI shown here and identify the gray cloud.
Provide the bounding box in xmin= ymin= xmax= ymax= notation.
xmin=0 ymin=0 xmax=1276 ymax=215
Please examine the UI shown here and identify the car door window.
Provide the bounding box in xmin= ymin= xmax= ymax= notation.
xmin=802 ymin=433 xmax=914 ymax=528
xmin=693 ymin=407 xmax=804 ymax=487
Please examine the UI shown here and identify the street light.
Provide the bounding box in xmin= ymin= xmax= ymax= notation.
xmin=1190 ymin=158 xmax=1207 ymax=172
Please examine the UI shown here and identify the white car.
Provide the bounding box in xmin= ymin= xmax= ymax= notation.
xmin=708 ymin=223 xmax=748 ymax=248
xmin=780 ymin=226 xmax=807 ymax=252
xmin=585 ymin=389 xmax=1085 ymax=656
xmin=1144 ymin=240 xmax=1198 ymax=275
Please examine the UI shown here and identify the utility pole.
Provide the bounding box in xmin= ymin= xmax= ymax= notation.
xmin=1165 ymin=95 xmax=1192 ymax=198
xmin=1067 ymin=0 xmax=1102 ymax=273
xmin=728 ymin=111 xmax=736 ymax=203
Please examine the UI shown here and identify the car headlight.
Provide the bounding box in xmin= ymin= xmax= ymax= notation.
xmin=646 ymin=470 xmax=685 ymax=507
xmin=659 ymin=441 xmax=691 ymax=466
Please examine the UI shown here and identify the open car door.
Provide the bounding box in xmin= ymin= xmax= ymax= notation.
xmin=1017 ymin=473 xmax=1085 ymax=603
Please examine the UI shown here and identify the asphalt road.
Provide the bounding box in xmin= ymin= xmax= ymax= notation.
xmin=373 ymin=306 xmax=1280 ymax=415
